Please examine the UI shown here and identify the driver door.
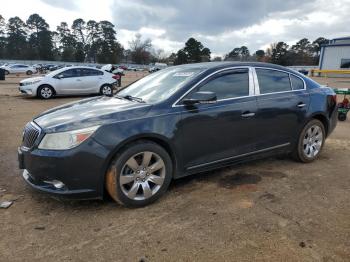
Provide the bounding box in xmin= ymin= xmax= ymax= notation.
xmin=178 ymin=68 xmax=258 ymax=170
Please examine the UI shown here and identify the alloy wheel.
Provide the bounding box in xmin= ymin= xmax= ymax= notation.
xmin=40 ymin=87 xmax=53 ymax=98
xmin=120 ymin=151 xmax=166 ymax=201
xmin=102 ymin=85 xmax=112 ymax=95
xmin=303 ymin=125 xmax=323 ymax=158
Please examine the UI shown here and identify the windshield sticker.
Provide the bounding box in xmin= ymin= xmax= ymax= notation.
xmin=173 ymin=72 xmax=195 ymax=77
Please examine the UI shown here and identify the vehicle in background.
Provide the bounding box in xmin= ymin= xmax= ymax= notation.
xmin=0 ymin=63 xmax=10 ymax=68
xmin=149 ymin=62 xmax=168 ymax=73
xmin=128 ymin=66 xmax=138 ymax=71
xmin=19 ymin=66 xmax=117 ymax=99
xmin=18 ymin=62 xmax=338 ymax=207
xmin=3 ymin=64 xmax=37 ymax=75
xmin=49 ymin=65 xmax=66 ymax=71
xmin=42 ymin=64 xmax=56 ymax=71
xmin=298 ymin=69 xmax=309 ymax=75
xmin=119 ymin=65 xmax=128 ymax=70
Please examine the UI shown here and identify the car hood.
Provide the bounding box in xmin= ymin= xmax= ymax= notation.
xmin=20 ymin=76 xmax=44 ymax=83
xmin=34 ymin=96 xmax=152 ymax=133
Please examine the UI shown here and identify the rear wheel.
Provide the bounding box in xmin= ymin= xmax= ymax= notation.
xmin=105 ymin=141 xmax=173 ymax=207
xmin=37 ymin=85 xmax=54 ymax=99
xmin=293 ymin=119 xmax=325 ymax=163
xmin=4 ymin=70 xmax=9 ymax=75
xmin=100 ymin=84 xmax=113 ymax=96
xmin=338 ymin=112 xmax=347 ymax=121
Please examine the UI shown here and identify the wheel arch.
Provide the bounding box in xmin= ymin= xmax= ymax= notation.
xmin=37 ymin=83 xmax=56 ymax=96
xmin=101 ymin=134 xmax=178 ymax=196
xmin=310 ymin=112 xmax=329 ymax=136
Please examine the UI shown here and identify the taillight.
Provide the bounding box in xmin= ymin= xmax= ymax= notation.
xmin=332 ymin=94 xmax=337 ymax=104
xmin=112 ymin=75 xmax=120 ymax=80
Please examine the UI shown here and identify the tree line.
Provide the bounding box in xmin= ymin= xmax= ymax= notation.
xmin=0 ymin=13 xmax=329 ymax=66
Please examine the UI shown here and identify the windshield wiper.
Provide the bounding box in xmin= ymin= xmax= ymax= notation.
xmin=122 ymin=95 xmax=145 ymax=103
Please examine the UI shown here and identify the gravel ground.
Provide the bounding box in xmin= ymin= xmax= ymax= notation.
xmin=0 ymin=74 xmax=349 ymax=262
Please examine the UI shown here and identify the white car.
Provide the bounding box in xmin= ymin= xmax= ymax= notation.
xmin=19 ymin=66 xmax=117 ymax=99
xmin=3 ymin=64 xmax=37 ymax=75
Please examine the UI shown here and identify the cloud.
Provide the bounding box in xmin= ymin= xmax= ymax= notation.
xmin=110 ymin=0 xmax=350 ymax=56
xmin=41 ymin=0 xmax=79 ymax=11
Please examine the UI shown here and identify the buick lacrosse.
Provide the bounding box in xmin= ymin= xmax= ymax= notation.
xmin=18 ymin=62 xmax=338 ymax=207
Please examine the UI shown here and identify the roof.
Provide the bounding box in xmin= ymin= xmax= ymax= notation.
xmin=171 ymin=61 xmax=298 ymax=74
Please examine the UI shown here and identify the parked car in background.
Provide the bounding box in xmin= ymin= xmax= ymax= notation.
xmin=3 ymin=64 xmax=37 ymax=75
xmin=19 ymin=66 xmax=117 ymax=99
xmin=119 ymin=65 xmax=128 ymax=70
xmin=0 ymin=63 xmax=9 ymax=68
xmin=42 ymin=64 xmax=56 ymax=71
xmin=18 ymin=62 xmax=337 ymax=207
xmin=149 ymin=62 xmax=168 ymax=73
xmin=49 ymin=64 xmax=67 ymax=71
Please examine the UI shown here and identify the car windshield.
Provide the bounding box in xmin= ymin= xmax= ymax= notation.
xmin=117 ymin=67 xmax=205 ymax=103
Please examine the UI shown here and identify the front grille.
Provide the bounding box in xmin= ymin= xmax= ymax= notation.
xmin=19 ymin=83 xmax=24 ymax=86
xmin=22 ymin=122 xmax=41 ymax=149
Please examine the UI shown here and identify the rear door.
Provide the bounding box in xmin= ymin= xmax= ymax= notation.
xmin=253 ymin=68 xmax=310 ymax=149
xmin=80 ymin=68 xmax=103 ymax=93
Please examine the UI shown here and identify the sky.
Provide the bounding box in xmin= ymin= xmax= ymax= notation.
xmin=1 ymin=0 xmax=350 ymax=57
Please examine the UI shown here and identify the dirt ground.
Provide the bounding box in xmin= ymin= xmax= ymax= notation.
xmin=0 ymin=73 xmax=349 ymax=262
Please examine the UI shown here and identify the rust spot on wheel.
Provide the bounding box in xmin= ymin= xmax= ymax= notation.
xmin=105 ymin=166 xmax=118 ymax=202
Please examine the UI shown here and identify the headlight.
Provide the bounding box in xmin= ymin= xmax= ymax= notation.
xmin=21 ymin=80 xmax=41 ymax=86
xmin=38 ymin=126 xmax=100 ymax=150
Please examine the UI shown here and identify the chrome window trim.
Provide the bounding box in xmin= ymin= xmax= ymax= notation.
xmin=253 ymin=67 xmax=306 ymax=96
xmin=172 ymin=66 xmax=255 ymax=107
xmin=172 ymin=66 xmax=308 ymax=107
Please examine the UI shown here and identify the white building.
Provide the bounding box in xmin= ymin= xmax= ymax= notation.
xmin=319 ymin=37 xmax=350 ymax=70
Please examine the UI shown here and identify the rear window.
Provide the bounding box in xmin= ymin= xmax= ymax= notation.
xmin=81 ymin=68 xmax=103 ymax=76
xmin=256 ymin=69 xmax=291 ymax=94
xmin=290 ymin=75 xmax=304 ymax=90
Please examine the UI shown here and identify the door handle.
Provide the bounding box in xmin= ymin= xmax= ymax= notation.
xmin=76 ymin=79 xmax=82 ymax=81
xmin=241 ymin=112 xmax=255 ymax=118
xmin=297 ymin=103 xmax=306 ymax=108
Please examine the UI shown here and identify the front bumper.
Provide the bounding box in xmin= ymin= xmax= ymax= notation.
xmin=18 ymin=138 xmax=111 ymax=200
xmin=19 ymin=86 xmax=36 ymax=96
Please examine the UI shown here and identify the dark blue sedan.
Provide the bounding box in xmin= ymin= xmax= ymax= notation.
xmin=18 ymin=62 xmax=338 ymax=207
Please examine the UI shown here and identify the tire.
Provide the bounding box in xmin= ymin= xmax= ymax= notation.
xmin=26 ymin=70 xmax=33 ymax=75
xmin=292 ymin=119 xmax=325 ymax=163
xmin=37 ymin=85 xmax=54 ymax=99
xmin=105 ymin=141 xmax=173 ymax=207
xmin=338 ymin=112 xmax=347 ymax=121
xmin=4 ymin=70 xmax=9 ymax=75
xmin=100 ymin=84 xmax=113 ymax=96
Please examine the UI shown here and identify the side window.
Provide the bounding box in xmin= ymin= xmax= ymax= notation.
xmin=82 ymin=69 xmax=103 ymax=76
xmin=195 ymin=69 xmax=249 ymax=100
xmin=256 ymin=69 xmax=291 ymax=94
xmin=58 ymin=69 xmax=80 ymax=78
xmin=290 ymin=75 xmax=304 ymax=90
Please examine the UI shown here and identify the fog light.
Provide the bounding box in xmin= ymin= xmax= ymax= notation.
xmin=44 ymin=180 xmax=65 ymax=189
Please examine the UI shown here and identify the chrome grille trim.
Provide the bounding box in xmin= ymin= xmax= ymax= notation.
xmin=21 ymin=122 xmax=41 ymax=150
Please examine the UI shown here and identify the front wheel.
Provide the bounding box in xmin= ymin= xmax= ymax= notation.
xmin=26 ymin=70 xmax=33 ymax=75
xmin=293 ymin=119 xmax=325 ymax=163
xmin=100 ymin=84 xmax=113 ymax=96
xmin=37 ymin=85 xmax=54 ymax=99
xmin=4 ymin=70 xmax=9 ymax=75
xmin=105 ymin=141 xmax=173 ymax=207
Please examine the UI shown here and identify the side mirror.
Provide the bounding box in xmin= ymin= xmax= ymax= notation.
xmin=182 ymin=91 xmax=217 ymax=106
xmin=56 ymin=74 xmax=64 ymax=79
